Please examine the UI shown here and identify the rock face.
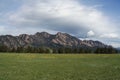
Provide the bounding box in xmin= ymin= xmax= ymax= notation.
xmin=0 ymin=32 xmax=109 ymax=49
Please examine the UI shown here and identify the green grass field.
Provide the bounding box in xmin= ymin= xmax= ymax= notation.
xmin=0 ymin=53 xmax=120 ymax=80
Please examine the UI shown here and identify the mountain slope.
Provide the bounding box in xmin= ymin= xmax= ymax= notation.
xmin=0 ymin=32 xmax=109 ymax=49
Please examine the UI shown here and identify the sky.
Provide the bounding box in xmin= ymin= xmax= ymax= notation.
xmin=0 ymin=0 xmax=120 ymax=47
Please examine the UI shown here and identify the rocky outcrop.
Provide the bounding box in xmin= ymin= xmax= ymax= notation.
xmin=0 ymin=32 xmax=110 ymax=49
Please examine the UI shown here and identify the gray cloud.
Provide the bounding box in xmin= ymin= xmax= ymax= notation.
xmin=8 ymin=0 xmax=119 ymax=36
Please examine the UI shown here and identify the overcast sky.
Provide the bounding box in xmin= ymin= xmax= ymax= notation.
xmin=0 ymin=0 xmax=120 ymax=47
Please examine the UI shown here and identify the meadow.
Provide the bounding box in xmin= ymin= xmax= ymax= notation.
xmin=0 ymin=53 xmax=120 ymax=80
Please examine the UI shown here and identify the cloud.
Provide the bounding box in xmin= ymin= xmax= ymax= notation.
xmin=8 ymin=0 xmax=118 ymax=37
xmin=0 ymin=26 xmax=5 ymax=32
xmin=87 ymin=30 xmax=95 ymax=37
xmin=100 ymin=33 xmax=119 ymax=39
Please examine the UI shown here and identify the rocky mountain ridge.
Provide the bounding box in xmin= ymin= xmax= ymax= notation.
xmin=0 ymin=32 xmax=110 ymax=49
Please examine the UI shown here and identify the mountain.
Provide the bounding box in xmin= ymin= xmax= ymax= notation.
xmin=0 ymin=32 xmax=109 ymax=49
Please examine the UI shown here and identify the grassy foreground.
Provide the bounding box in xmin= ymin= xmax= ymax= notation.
xmin=0 ymin=53 xmax=120 ymax=80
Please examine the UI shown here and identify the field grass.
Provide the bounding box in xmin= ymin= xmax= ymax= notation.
xmin=0 ymin=53 xmax=120 ymax=80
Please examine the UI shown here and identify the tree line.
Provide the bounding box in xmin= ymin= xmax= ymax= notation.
xmin=0 ymin=45 xmax=118 ymax=54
